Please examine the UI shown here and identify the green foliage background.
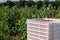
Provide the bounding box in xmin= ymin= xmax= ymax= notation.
xmin=0 ymin=1 xmax=60 ymax=40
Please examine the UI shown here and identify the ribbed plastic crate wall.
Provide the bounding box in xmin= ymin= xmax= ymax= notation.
xmin=27 ymin=18 xmax=60 ymax=40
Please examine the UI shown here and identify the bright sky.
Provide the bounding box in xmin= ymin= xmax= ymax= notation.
xmin=0 ymin=0 xmax=7 ymax=3
xmin=0 ymin=0 xmax=55 ymax=3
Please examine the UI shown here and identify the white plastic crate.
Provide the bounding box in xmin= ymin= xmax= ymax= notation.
xmin=27 ymin=18 xmax=60 ymax=40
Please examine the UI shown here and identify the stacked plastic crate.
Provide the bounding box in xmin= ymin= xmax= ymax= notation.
xmin=27 ymin=19 xmax=54 ymax=40
xmin=27 ymin=18 xmax=60 ymax=40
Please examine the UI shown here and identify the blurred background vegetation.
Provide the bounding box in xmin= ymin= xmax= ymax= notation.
xmin=0 ymin=0 xmax=60 ymax=40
